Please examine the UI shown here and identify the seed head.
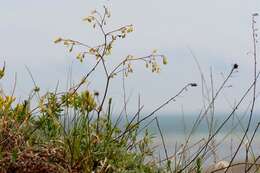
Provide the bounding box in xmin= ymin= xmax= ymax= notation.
xmin=233 ymin=63 xmax=239 ymax=69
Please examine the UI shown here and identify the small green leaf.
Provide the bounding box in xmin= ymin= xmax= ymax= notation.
xmin=0 ymin=62 xmax=5 ymax=79
xmin=162 ymin=56 xmax=168 ymax=65
xmin=11 ymin=149 xmax=18 ymax=162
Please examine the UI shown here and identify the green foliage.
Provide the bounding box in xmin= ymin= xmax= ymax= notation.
xmin=196 ymin=157 xmax=202 ymax=173
xmin=0 ymin=62 xmax=5 ymax=80
xmin=0 ymin=89 xmax=164 ymax=172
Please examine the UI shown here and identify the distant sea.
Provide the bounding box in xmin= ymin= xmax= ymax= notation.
xmin=126 ymin=113 xmax=260 ymax=162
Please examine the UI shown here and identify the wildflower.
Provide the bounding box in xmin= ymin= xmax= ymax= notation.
xmin=126 ymin=25 xmax=134 ymax=33
xmin=83 ymin=16 xmax=94 ymax=23
xmin=54 ymin=37 xmax=62 ymax=44
xmin=76 ymin=53 xmax=84 ymax=62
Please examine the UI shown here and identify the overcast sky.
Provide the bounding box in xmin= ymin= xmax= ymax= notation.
xmin=1 ymin=0 xmax=260 ymax=115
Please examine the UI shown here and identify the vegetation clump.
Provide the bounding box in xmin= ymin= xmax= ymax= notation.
xmin=0 ymin=6 xmax=169 ymax=173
